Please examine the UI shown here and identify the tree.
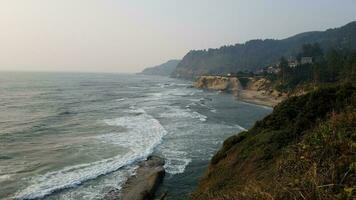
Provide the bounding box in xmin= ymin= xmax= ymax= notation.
xmin=326 ymin=49 xmax=343 ymax=82
xmin=279 ymin=57 xmax=289 ymax=85
xmin=344 ymin=52 xmax=356 ymax=82
xmin=297 ymin=43 xmax=323 ymax=62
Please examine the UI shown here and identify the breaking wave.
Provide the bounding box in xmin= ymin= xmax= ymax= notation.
xmin=15 ymin=109 xmax=166 ymax=200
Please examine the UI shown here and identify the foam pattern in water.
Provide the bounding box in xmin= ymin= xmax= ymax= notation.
xmin=15 ymin=108 xmax=167 ymax=200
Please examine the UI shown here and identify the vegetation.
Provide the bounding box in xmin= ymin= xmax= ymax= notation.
xmin=187 ymin=21 xmax=356 ymax=200
xmin=191 ymin=83 xmax=356 ymax=200
xmin=172 ymin=22 xmax=356 ymax=79
xmin=237 ymin=77 xmax=251 ymax=88
xmin=276 ymin=44 xmax=356 ymax=92
xmin=141 ymin=59 xmax=181 ymax=76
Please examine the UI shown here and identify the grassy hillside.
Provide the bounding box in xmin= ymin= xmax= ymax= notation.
xmin=172 ymin=22 xmax=356 ymax=79
xmin=191 ymin=83 xmax=355 ymax=200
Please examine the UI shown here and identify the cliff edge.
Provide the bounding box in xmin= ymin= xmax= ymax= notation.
xmin=104 ymin=156 xmax=165 ymax=200
xmin=194 ymin=76 xmax=241 ymax=96
xmin=191 ymin=84 xmax=356 ymax=200
xmin=194 ymin=76 xmax=286 ymax=107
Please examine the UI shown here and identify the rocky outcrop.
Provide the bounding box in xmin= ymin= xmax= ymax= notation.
xmin=194 ymin=76 xmax=242 ymax=96
xmin=103 ymin=156 xmax=165 ymax=200
xmin=194 ymin=76 xmax=286 ymax=107
xmin=245 ymin=77 xmax=287 ymax=99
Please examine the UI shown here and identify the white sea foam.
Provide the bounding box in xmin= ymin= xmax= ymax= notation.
xmin=151 ymin=92 xmax=163 ymax=98
xmin=174 ymin=83 xmax=192 ymax=87
xmin=191 ymin=111 xmax=207 ymax=122
xmin=50 ymin=165 xmax=137 ymax=200
xmin=159 ymin=106 xmax=207 ymax=122
xmin=15 ymin=109 xmax=167 ymax=200
xmin=185 ymin=102 xmax=197 ymax=108
xmin=165 ymin=89 xmax=195 ymax=97
xmin=0 ymin=174 xmax=12 ymax=182
xmin=156 ymin=106 xmax=209 ymax=174
xmin=162 ymin=149 xmax=192 ymax=174
xmin=235 ymin=124 xmax=248 ymax=131
xmin=156 ymin=83 xmax=185 ymax=88
xmin=210 ymin=109 xmax=217 ymax=113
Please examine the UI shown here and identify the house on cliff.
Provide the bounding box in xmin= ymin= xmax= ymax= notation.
xmin=301 ymin=57 xmax=313 ymax=65
xmin=287 ymin=56 xmax=313 ymax=68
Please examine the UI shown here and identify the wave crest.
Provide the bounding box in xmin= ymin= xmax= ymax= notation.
xmin=16 ymin=109 xmax=166 ymax=200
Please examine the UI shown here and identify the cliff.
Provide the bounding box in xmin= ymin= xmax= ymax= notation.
xmin=194 ymin=76 xmax=286 ymax=106
xmin=141 ymin=60 xmax=180 ymax=76
xmin=194 ymin=76 xmax=241 ymax=96
xmin=191 ymin=84 xmax=356 ymax=200
xmin=104 ymin=156 xmax=165 ymax=200
xmin=171 ymin=21 xmax=356 ymax=79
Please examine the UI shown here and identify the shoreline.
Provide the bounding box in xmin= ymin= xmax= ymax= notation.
xmin=193 ymin=76 xmax=285 ymax=107
xmin=236 ymin=89 xmax=285 ymax=107
xmin=101 ymin=83 xmax=280 ymax=200
xmin=104 ymin=156 xmax=165 ymax=200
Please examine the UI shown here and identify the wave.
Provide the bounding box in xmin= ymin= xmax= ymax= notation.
xmin=115 ymin=98 xmax=125 ymax=102
xmin=157 ymin=106 xmax=209 ymax=174
xmin=235 ymin=124 xmax=247 ymax=131
xmin=210 ymin=109 xmax=217 ymax=113
xmin=15 ymin=109 xmax=167 ymax=200
xmin=160 ymin=149 xmax=192 ymax=174
xmin=191 ymin=111 xmax=207 ymax=122
xmin=157 ymin=83 xmax=191 ymax=88
xmin=159 ymin=106 xmax=208 ymax=122
xmin=0 ymin=174 xmax=12 ymax=183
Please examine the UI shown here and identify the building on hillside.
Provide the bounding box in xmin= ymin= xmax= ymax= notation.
xmin=267 ymin=66 xmax=281 ymax=74
xmin=288 ymin=57 xmax=298 ymax=68
xmin=301 ymin=57 xmax=313 ymax=65
xmin=256 ymin=65 xmax=280 ymax=74
xmin=288 ymin=61 xmax=298 ymax=68
xmin=255 ymin=68 xmax=265 ymax=74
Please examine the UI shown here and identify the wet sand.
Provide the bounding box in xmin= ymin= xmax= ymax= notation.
xmin=236 ymin=89 xmax=285 ymax=107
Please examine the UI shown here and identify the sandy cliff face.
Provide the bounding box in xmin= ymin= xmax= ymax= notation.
xmin=245 ymin=77 xmax=287 ymax=99
xmin=194 ymin=76 xmax=286 ymax=107
xmin=194 ymin=76 xmax=242 ymax=96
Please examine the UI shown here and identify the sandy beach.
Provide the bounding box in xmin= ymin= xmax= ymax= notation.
xmin=236 ymin=89 xmax=285 ymax=107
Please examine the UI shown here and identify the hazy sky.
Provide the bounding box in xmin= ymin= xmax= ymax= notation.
xmin=0 ymin=0 xmax=355 ymax=73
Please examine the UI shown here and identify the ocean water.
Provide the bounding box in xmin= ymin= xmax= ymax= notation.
xmin=0 ymin=72 xmax=272 ymax=200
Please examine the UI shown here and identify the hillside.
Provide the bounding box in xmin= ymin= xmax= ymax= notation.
xmin=191 ymin=83 xmax=356 ymax=200
xmin=172 ymin=21 xmax=356 ymax=79
xmin=141 ymin=59 xmax=180 ymax=76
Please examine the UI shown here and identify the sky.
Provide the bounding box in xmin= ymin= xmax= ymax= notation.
xmin=0 ymin=0 xmax=355 ymax=73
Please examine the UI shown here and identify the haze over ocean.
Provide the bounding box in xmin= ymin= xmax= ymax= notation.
xmin=0 ymin=0 xmax=355 ymax=73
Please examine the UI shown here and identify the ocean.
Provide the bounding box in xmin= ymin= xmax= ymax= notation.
xmin=0 ymin=72 xmax=272 ymax=200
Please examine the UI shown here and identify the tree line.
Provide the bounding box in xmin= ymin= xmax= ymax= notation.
xmin=277 ymin=43 xmax=356 ymax=91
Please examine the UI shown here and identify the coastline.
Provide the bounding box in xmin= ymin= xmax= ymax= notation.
xmin=101 ymin=77 xmax=279 ymax=200
xmin=104 ymin=156 xmax=165 ymax=200
xmin=193 ymin=75 xmax=285 ymax=107
xmin=236 ymin=89 xmax=285 ymax=107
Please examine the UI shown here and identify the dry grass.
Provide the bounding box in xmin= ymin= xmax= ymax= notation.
xmin=191 ymin=84 xmax=355 ymax=200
